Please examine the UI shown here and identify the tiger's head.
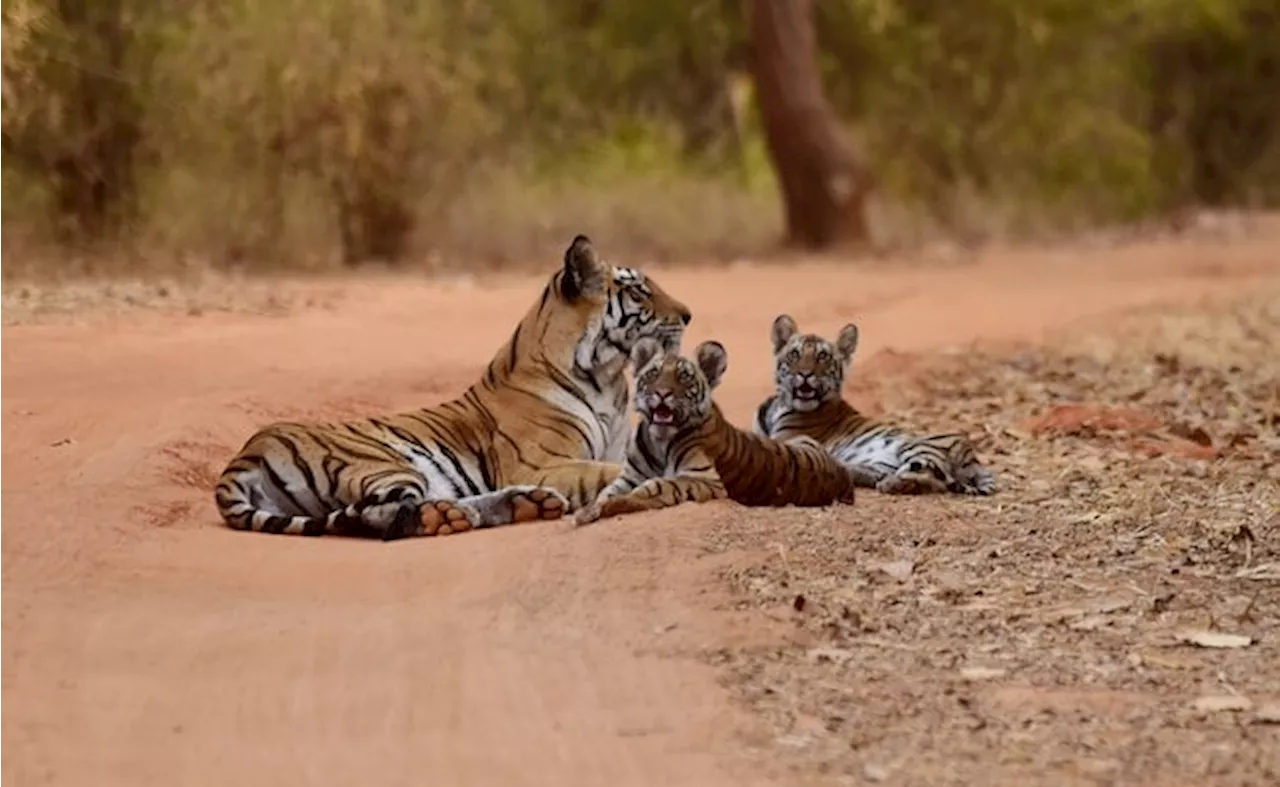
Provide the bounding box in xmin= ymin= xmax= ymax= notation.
xmin=550 ymin=235 xmax=692 ymax=381
xmin=769 ymin=314 xmax=859 ymax=412
xmin=629 ymin=338 xmax=727 ymax=441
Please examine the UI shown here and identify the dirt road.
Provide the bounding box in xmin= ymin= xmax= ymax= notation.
xmin=4 ymin=234 xmax=1279 ymax=786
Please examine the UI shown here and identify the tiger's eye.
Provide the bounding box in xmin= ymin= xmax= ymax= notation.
xmin=816 ymin=350 xmax=830 ymax=363
xmin=788 ymin=349 xmax=800 ymax=361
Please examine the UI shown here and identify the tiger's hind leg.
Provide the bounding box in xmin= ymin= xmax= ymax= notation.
xmin=348 ymin=479 xmax=482 ymax=541
xmin=875 ymin=471 xmax=948 ymax=495
xmin=457 ymin=485 xmax=569 ymax=528
xmin=846 ymin=463 xmax=890 ymax=489
xmin=955 ymin=464 xmax=997 ymax=495
xmin=875 ymin=459 xmax=950 ymax=495
xmin=360 ymin=496 xmax=482 ymax=541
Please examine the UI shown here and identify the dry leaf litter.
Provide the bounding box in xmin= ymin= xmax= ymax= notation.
xmin=703 ymin=287 xmax=1279 ymax=787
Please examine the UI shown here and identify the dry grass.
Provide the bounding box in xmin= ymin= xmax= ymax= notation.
xmin=704 ymin=289 xmax=1280 ymax=786
xmin=0 ymin=273 xmax=353 ymax=324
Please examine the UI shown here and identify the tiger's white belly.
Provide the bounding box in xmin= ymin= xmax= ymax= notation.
xmin=832 ymin=432 xmax=906 ymax=469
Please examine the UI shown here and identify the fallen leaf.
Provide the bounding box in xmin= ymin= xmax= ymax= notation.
xmin=960 ymin=666 xmax=1007 ymax=681
xmin=1136 ymin=651 xmax=1199 ymax=670
xmin=862 ymin=763 xmax=890 ymax=783
xmin=1069 ymin=615 xmax=1109 ymax=631
xmin=807 ymin=647 xmax=854 ymax=665
xmin=1039 ymin=596 xmax=1132 ymax=624
xmin=1170 ymin=422 xmax=1214 ymax=447
xmin=1235 ymin=563 xmax=1280 ymax=581
xmin=1090 ymin=597 xmax=1133 ymax=615
xmin=877 ymin=560 xmax=915 ymax=582
xmin=1190 ymin=695 xmax=1253 ymax=713
xmin=1175 ymin=630 xmax=1253 ymax=649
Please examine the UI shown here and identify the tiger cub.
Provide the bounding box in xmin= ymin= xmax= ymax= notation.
xmin=574 ymin=338 xmax=856 ymax=525
xmin=754 ymin=314 xmax=997 ymax=496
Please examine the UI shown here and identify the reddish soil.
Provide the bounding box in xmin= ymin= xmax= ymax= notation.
xmin=4 ymin=234 xmax=1279 ymax=786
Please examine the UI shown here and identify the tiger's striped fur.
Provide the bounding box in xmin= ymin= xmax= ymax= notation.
xmin=575 ymin=338 xmax=856 ymax=525
xmin=215 ymin=235 xmax=692 ymax=539
xmin=754 ymin=314 xmax=997 ymax=496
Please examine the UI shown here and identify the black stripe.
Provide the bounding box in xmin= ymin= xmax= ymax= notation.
xmin=506 ymin=326 xmax=521 ymax=372
xmin=261 ymin=457 xmax=310 ymax=516
xmin=475 ymin=449 xmax=496 ymax=491
xmin=436 ymin=442 xmax=482 ymax=496
xmin=282 ymin=438 xmax=321 ymax=499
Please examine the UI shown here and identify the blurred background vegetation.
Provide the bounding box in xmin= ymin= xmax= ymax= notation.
xmin=2 ymin=0 xmax=1278 ymax=278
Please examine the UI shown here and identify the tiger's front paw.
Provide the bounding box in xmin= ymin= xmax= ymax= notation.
xmin=573 ymin=502 xmax=604 ymax=527
xmin=510 ymin=486 xmax=569 ymax=523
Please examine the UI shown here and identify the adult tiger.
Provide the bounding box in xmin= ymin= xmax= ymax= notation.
xmin=215 ymin=235 xmax=692 ymax=540
xmin=574 ymin=337 xmax=857 ymax=526
xmin=754 ymin=314 xmax=997 ymax=495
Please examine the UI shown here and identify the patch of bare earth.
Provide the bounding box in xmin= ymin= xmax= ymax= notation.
xmin=705 ymin=289 xmax=1280 ymax=787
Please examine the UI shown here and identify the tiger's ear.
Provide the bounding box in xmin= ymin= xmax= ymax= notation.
xmin=770 ymin=314 xmax=798 ymax=354
xmin=695 ymin=341 xmax=728 ymax=390
xmin=561 ymin=234 xmax=607 ymax=301
xmin=836 ymin=323 xmax=860 ymax=363
xmin=630 ymin=337 xmax=664 ymax=371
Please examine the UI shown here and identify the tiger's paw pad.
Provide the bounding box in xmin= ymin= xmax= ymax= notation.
xmin=511 ymin=487 xmax=568 ymax=523
xmin=573 ymin=503 xmax=603 ymax=527
xmin=419 ymin=500 xmax=479 ymax=536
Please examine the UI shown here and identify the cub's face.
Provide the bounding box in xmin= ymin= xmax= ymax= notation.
xmin=769 ymin=314 xmax=859 ymax=412
xmin=630 ymin=339 xmax=728 ymax=441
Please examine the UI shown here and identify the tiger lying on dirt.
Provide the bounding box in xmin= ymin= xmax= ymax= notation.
xmin=574 ymin=337 xmax=856 ymax=525
xmin=215 ymin=235 xmax=692 ymax=540
xmin=754 ymin=314 xmax=997 ymax=495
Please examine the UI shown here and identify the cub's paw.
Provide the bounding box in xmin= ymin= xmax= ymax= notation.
xmin=963 ymin=469 xmax=998 ymax=496
xmin=876 ymin=472 xmax=945 ymax=496
xmin=510 ymin=486 xmax=569 ymax=523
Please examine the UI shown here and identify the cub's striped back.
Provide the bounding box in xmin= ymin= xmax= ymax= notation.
xmin=575 ymin=338 xmax=856 ymax=525
xmin=755 ymin=314 xmax=997 ymax=496
xmin=215 ymin=235 xmax=693 ymax=540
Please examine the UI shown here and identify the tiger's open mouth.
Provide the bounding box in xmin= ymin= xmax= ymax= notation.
xmin=649 ymin=403 xmax=677 ymax=425
xmin=794 ymin=382 xmax=818 ymax=400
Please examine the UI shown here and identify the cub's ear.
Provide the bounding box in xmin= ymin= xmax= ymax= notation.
xmin=770 ymin=314 xmax=798 ymax=354
xmin=836 ymin=323 xmax=860 ymax=363
xmin=695 ymin=341 xmax=728 ymax=390
xmin=630 ymin=337 xmax=664 ymax=372
xmin=561 ymin=234 xmax=607 ymax=300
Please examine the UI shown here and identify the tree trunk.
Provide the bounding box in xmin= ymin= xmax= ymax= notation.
xmin=49 ymin=0 xmax=142 ymax=244
xmin=748 ymin=0 xmax=873 ymax=249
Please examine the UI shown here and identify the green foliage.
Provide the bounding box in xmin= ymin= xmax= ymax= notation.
xmin=2 ymin=0 xmax=1276 ymax=273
